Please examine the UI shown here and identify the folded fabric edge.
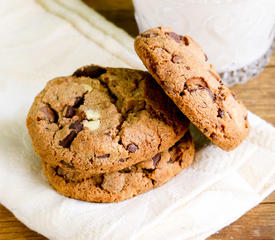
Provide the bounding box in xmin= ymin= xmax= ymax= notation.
xmin=35 ymin=0 xmax=144 ymax=69
xmin=56 ymin=0 xmax=135 ymax=52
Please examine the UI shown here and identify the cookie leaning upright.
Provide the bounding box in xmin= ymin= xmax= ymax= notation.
xmin=135 ymin=27 xmax=249 ymax=151
xmin=26 ymin=65 xmax=189 ymax=175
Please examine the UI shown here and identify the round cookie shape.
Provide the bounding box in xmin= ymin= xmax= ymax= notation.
xmin=27 ymin=65 xmax=189 ymax=174
xmin=42 ymin=132 xmax=195 ymax=203
xmin=134 ymin=27 xmax=249 ymax=151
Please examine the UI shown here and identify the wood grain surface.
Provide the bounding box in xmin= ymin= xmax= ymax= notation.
xmin=0 ymin=0 xmax=274 ymax=239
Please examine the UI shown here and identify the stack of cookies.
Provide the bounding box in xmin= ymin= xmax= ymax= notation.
xmin=27 ymin=27 xmax=249 ymax=203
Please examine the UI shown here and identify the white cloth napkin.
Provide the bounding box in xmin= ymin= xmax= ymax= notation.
xmin=0 ymin=0 xmax=274 ymax=239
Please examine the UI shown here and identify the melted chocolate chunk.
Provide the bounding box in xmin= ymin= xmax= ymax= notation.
xmin=181 ymin=36 xmax=189 ymax=46
xmin=39 ymin=105 xmax=57 ymax=123
xmin=127 ymin=143 xmax=139 ymax=153
xmin=205 ymin=88 xmax=214 ymax=100
xmin=56 ymin=166 xmax=66 ymax=176
xmin=141 ymin=33 xmax=151 ymax=38
xmin=73 ymin=66 xmax=107 ymax=78
xmin=179 ymin=91 xmax=185 ymax=97
xmin=185 ymin=77 xmax=214 ymax=101
xmin=97 ymin=154 xmax=110 ymax=159
xmin=210 ymin=133 xmax=216 ymax=139
xmin=217 ymin=109 xmax=224 ymax=118
xmin=166 ymin=32 xmax=181 ymax=43
xmin=167 ymin=158 xmax=174 ymax=164
xmin=119 ymin=168 xmax=131 ymax=173
xmin=213 ymin=94 xmax=217 ymax=102
xmin=64 ymin=106 xmax=75 ymax=118
xmin=185 ymin=77 xmax=209 ymax=90
xmin=152 ymin=153 xmax=161 ymax=168
xmin=59 ymin=131 xmax=77 ymax=148
xmin=69 ymin=122 xmax=83 ymax=132
xmin=74 ymin=96 xmax=84 ymax=108
xmin=60 ymin=160 xmax=74 ymax=169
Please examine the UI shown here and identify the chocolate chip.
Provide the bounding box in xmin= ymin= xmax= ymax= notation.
xmin=59 ymin=131 xmax=77 ymax=148
xmin=60 ymin=160 xmax=74 ymax=169
xmin=185 ymin=77 xmax=209 ymax=89
xmin=181 ymin=36 xmax=189 ymax=46
xmin=141 ymin=33 xmax=151 ymax=38
xmin=203 ymin=128 xmax=208 ymax=133
xmin=210 ymin=133 xmax=216 ymax=139
xmin=64 ymin=106 xmax=75 ymax=118
xmin=39 ymin=105 xmax=57 ymax=123
xmin=97 ymin=154 xmax=110 ymax=159
xmin=152 ymin=153 xmax=161 ymax=168
xmin=172 ymin=55 xmax=182 ymax=63
xmin=213 ymin=94 xmax=217 ymax=102
xmin=244 ymin=114 xmax=248 ymax=120
xmin=179 ymin=91 xmax=185 ymax=97
xmin=186 ymin=66 xmax=190 ymax=70
xmin=167 ymin=158 xmax=174 ymax=164
xmin=118 ymin=158 xmax=127 ymax=162
xmin=119 ymin=168 xmax=131 ymax=173
xmin=217 ymin=108 xmax=224 ymax=118
xmin=69 ymin=122 xmax=83 ymax=132
xmin=127 ymin=143 xmax=139 ymax=153
xmin=74 ymin=96 xmax=84 ymax=108
xmin=56 ymin=166 xmax=66 ymax=176
xmin=205 ymin=88 xmax=214 ymax=100
xmin=204 ymin=54 xmax=208 ymax=61
xmin=73 ymin=66 xmax=107 ymax=78
xmin=185 ymin=77 xmax=214 ymax=100
xmin=167 ymin=32 xmax=181 ymax=43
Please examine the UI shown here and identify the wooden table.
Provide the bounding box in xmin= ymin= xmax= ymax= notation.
xmin=0 ymin=0 xmax=274 ymax=239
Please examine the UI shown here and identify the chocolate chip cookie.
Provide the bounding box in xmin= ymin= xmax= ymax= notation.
xmin=42 ymin=132 xmax=195 ymax=202
xmin=27 ymin=65 xmax=189 ymax=175
xmin=135 ymin=27 xmax=249 ymax=151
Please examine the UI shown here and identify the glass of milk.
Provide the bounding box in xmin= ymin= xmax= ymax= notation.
xmin=133 ymin=0 xmax=275 ymax=86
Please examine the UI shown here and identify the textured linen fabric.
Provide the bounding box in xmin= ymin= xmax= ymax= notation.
xmin=0 ymin=0 xmax=274 ymax=239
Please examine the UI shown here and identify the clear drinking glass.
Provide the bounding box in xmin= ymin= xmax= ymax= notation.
xmin=133 ymin=0 xmax=275 ymax=86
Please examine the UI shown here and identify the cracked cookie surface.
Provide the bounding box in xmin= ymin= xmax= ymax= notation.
xmin=135 ymin=27 xmax=249 ymax=151
xmin=42 ymin=132 xmax=195 ymax=202
xmin=27 ymin=65 xmax=189 ymax=174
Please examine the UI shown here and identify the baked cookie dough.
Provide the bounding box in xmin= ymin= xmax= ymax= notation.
xmin=27 ymin=65 xmax=189 ymax=174
xmin=135 ymin=27 xmax=249 ymax=151
xmin=42 ymin=132 xmax=195 ymax=202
